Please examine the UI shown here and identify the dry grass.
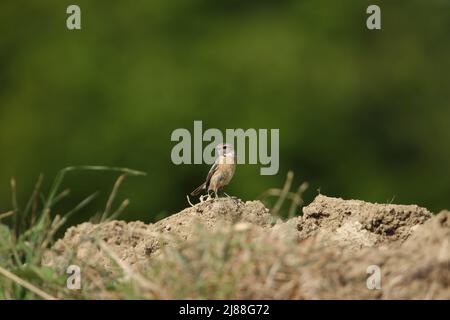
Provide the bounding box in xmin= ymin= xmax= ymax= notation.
xmin=59 ymin=221 xmax=307 ymax=300
xmin=0 ymin=166 xmax=146 ymax=299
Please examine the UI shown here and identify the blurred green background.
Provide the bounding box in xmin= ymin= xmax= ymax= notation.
xmin=0 ymin=0 xmax=449 ymax=225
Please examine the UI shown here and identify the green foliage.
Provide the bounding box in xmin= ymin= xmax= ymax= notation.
xmin=0 ymin=166 xmax=145 ymax=299
xmin=0 ymin=1 xmax=449 ymax=222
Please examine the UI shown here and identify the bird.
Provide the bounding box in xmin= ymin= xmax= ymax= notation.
xmin=191 ymin=143 xmax=236 ymax=199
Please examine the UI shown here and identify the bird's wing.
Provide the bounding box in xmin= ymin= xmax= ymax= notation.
xmin=204 ymin=162 xmax=219 ymax=190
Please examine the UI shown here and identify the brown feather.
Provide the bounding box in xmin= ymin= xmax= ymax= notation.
xmin=190 ymin=182 xmax=206 ymax=196
xmin=190 ymin=163 xmax=219 ymax=196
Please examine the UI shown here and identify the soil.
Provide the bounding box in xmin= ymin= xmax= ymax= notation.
xmin=42 ymin=195 xmax=450 ymax=299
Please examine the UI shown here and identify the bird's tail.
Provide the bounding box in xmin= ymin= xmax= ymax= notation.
xmin=191 ymin=182 xmax=206 ymax=196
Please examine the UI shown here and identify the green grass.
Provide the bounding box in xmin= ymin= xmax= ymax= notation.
xmin=0 ymin=166 xmax=146 ymax=299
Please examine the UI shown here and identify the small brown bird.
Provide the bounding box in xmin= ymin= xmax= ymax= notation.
xmin=191 ymin=143 xmax=236 ymax=198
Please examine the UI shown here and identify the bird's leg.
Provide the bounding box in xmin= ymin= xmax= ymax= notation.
xmin=208 ymin=190 xmax=216 ymax=201
xmin=205 ymin=190 xmax=213 ymax=201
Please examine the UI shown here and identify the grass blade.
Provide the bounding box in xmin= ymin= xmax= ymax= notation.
xmin=44 ymin=166 xmax=146 ymax=212
xmin=0 ymin=265 xmax=57 ymax=300
xmin=101 ymin=174 xmax=127 ymax=222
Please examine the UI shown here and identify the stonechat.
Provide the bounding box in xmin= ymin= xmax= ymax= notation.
xmin=191 ymin=143 xmax=236 ymax=198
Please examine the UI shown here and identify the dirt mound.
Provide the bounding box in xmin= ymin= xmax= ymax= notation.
xmin=294 ymin=209 xmax=449 ymax=299
xmin=155 ymin=198 xmax=275 ymax=239
xmin=298 ymin=195 xmax=432 ymax=249
xmin=380 ymin=210 xmax=450 ymax=299
xmin=43 ymin=220 xmax=158 ymax=273
xmin=43 ymin=198 xmax=274 ymax=273
xmin=43 ymin=195 xmax=449 ymax=299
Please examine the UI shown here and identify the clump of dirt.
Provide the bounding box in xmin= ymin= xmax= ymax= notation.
xmin=297 ymin=209 xmax=449 ymax=299
xmin=297 ymin=195 xmax=432 ymax=249
xmin=43 ymin=220 xmax=159 ymax=273
xmin=43 ymin=195 xmax=449 ymax=299
xmin=155 ymin=197 xmax=275 ymax=239
xmin=380 ymin=210 xmax=450 ymax=299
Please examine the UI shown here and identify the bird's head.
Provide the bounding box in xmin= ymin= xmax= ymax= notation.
xmin=216 ymin=143 xmax=235 ymax=157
